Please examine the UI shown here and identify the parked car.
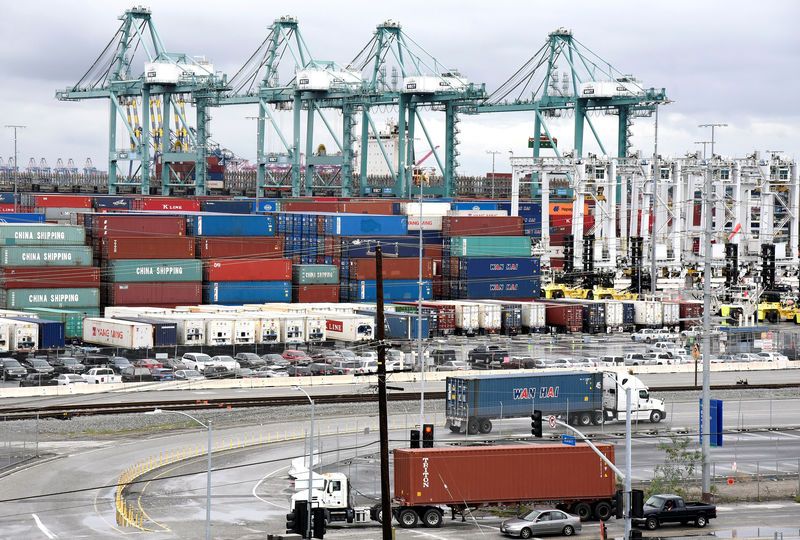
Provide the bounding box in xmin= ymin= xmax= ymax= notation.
xmin=632 ymin=328 xmax=674 ymax=343
xmin=734 ymin=352 xmax=760 ymax=362
xmin=501 ymin=356 xmax=538 ymax=369
xmin=624 ymin=353 xmax=647 ymax=366
xmin=121 ymin=367 xmax=154 ymax=383
xmin=174 ymin=369 xmax=205 ymax=381
xmin=234 ymin=352 xmax=266 ymax=369
xmin=680 ymin=325 xmax=703 ymax=339
xmin=254 ymin=368 xmax=289 ymax=378
xmin=331 ymin=360 xmax=362 ymax=375
xmin=50 ymin=356 xmax=85 ymax=374
xmin=19 ymin=373 xmax=58 ymax=387
xmin=109 ymin=357 xmax=133 ymax=374
xmin=56 ymin=373 xmax=88 ymax=385
xmin=282 ymin=350 xmax=312 ymax=363
xmin=430 ymin=349 xmax=457 ymax=366
xmin=234 ymin=368 xmax=257 ymax=379
xmin=468 ymin=345 xmax=509 ymax=364
xmin=286 ymin=365 xmax=312 ymax=377
xmin=310 ymin=350 xmax=342 ymax=364
xmin=80 ymin=354 xmax=111 ymax=368
xmin=599 ymin=355 xmax=625 ymax=367
xmin=633 ymin=494 xmax=717 ymax=530
xmin=500 ymin=508 xmax=582 ymax=538
xmin=150 ymin=368 xmax=175 ymax=382
xmin=21 ymin=358 xmax=55 ymax=375
xmin=134 ymin=359 xmax=163 ymax=370
xmin=386 ymin=349 xmax=406 ymax=371
xmin=754 ymin=351 xmax=788 ymax=362
xmin=1 ymin=358 xmax=28 ymax=381
xmin=358 ymin=359 xmax=378 ymax=374
xmin=641 ymin=352 xmax=674 ymax=365
xmin=203 ymin=365 xmax=235 ymax=379
xmin=549 ymin=358 xmax=574 ymax=369
xmin=436 ymin=360 xmax=470 ymax=372
xmin=570 ymin=358 xmax=597 ymax=368
xmin=262 ymin=353 xmax=290 ymax=366
xmin=308 ymin=362 xmax=337 ymax=376
xmin=162 ymin=357 xmax=188 ymax=371
xmin=182 ymin=353 xmax=213 ymax=371
xmin=648 ymin=341 xmax=684 ymax=356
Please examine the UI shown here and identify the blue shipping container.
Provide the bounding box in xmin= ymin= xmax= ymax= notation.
xmin=114 ymin=317 xmax=178 ymax=347
xmin=253 ymin=199 xmax=280 ymax=213
xmin=10 ymin=316 xmax=65 ymax=349
xmin=94 ymin=196 xmax=132 ymax=210
xmin=349 ymin=280 xmax=432 ymax=302
xmin=204 ymin=281 xmax=291 ymax=304
xmin=446 ymin=372 xmax=604 ymax=427
xmin=621 ymin=302 xmax=635 ymax=324
xmin=190 ymin=215 xmax=274 ymax=237
xmin=0 ymin=213 xmax=46 ymax=224
xmin=325 ymin=214 xmax=408 ymax=236
xmin=201 ymin=200 xmax=253 ymax=214
xmin=455 ymin=277 xmax=541 ymax=299
xmin=451 ymin=202 xmax=498 ymax=211
xmin=0 ymin=193 xmax=18 ymax=204
xmin=356 ymin=310 xmax=430 ymax=340
xmin=457 ymin=257 xmax=541 ymax=279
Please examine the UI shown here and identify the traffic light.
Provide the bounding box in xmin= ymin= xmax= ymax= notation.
xmin=422 ymin=424 xmax=434 ymax=448
xmin=631 ymin=489 xmax=644 ymax=518
xmin=312 ymin=508 xmax=326 ymax=539
xmin=286 ymin=501 xmax=309 ymax=536
xmin=614 ymin=489 xmax=624 ymax=519
xmin=410 ymin=429 xmax=420 ymax=449
xmin=531 ymin=410 xmax=543 ymax=438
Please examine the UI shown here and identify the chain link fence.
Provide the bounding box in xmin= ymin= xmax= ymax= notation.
xmin=0 ymin=416 xmax=39 ymax=470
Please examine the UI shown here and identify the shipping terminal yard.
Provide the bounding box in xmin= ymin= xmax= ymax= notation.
xmin=1 ymin=4 xmax=799 ymax=540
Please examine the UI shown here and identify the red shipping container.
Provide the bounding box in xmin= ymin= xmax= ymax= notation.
xmin=91 ymin=215 xmax=186 ymax=238
xmin=442 ymin=216 xmax=524 ymax=237
xmin=425 ymin=244 xmax=443 ymax=259
xmin=0 ymin=267 xmax=101 ymax=289
xmin=101 ymin=236 xmax=195 ymax=259
xmin=393 ymin=444 xmax=615 ymax=506
xmin=292 ymin=284 xmax=339 ymax=303
xmin=105 ymin=282 xmax=202 ymax=306
xmin=134 ymin=198 xmax=201 ymax=212
xmin=282 ymin=201 xmax=339 ymax=212
xmin=679 ymin=300 xmax=703 ymax=329
xmin=34 ymin=195 xmax=92 ymax=208
xmin=349 ymin=257 xmax=433 ymax=280
xmin=203 ymin=258 xmax=292 ymax=281
xmin=197 ymin=237 xmax=284 ymax=259
xmin=338 ymin=201 xmax=397 ymax=215
xmin=540 ymin=302 xmax=583 ymax=332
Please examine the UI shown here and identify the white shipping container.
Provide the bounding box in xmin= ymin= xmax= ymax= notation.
xmin=446 ymin=209 xmax=508 ymax=217
xmin=82 ymin=318 xmax=153 ymax=349
xmin=407 ymin=215 xmax=443 ymax=231
xmin=323 ymin=314 xmax=374 ymax=342
xmin=0 ymin=318 xmax=38 ymax=351
xmin=144 ymin=62 xmax=183 ymax=84
xmin=633 ymin=301 xmax=663 ymax=326
xmin=204 ymin=319 xmax=235 ymax=346
xmin=662 ymin=302 xmax=680 ymax=326
xmin=464 ymin=302 xmax=501 ymax=332
xmin=304 ymin=314 xmax=327 ymax=342
xmin=0 ymin=322 xmax=10 ymax=352
xmin=447 ymin=302 xmax=479 ymax=334
xmin=605 ymin=301 xmax=625 ymax=327
xmin=402 ymin=74 xmax=467 ymax=94
xmin=272 ymin=314 xmax=306 ymax=344
xmin=522 ymin=302 xmax=547 ymax=329
xmin=237 ymin=313 xmax=281 ymax=344
xmin=149 ymin=313 xmax=207 ymax=346
xmin=233 ymin=319 xmax=256 ymax=345
xmin=104 ymin=307 xmax=172 ymax=318
xmin=400 ymin=202 xmax=451 ymax=217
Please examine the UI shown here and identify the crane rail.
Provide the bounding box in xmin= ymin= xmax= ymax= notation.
xmin=0 ymin=382 xmax=796 ymax=421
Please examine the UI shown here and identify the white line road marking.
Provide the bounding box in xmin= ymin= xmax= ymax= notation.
xmin=32 ymin=514 xmax=57 ymax=539
xmin=252 ymin=465 xmax=290 ymax=509
xmin=411 ymin=530 xmax=450 ymax=540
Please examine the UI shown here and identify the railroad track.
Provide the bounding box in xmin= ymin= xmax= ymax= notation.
xmin=0 ymin=382 xmax=797 ymax=421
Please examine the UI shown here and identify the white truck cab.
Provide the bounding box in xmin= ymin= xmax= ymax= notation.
xmin=602 ymin=372 xmax=666 ymax=423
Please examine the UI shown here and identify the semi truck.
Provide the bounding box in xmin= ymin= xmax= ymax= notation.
xmin=445 ymin=371 xmax=666 ymax=434
xmin=291 ymin=443 xmax=618 ymax=529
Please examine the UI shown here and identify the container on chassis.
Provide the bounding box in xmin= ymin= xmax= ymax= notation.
xmin=0 ymin=267 xmax=100 ymax=289
xmin=662 ymin=300 xmax=681 ymax=328
xmin=356 ymin=309 xmax=430 ymax=340
xmin=7 ymin=317 xmax=64 ymax=349
xmin=482 ymin=300 xmax=523 ymax=335
xmin=144 ymin=314 xmax=205 ymax=346
xmin=449 ymin=301 xmax=501 ymax=334
xmin=679 ymin=300 xmax=703 ymax=329
xmin=633 ymin=300 xmax=663 ymax=327
xmin=540 ymin=302 xmax=583 ymax=333
xmin=82 ymin=318 xmax=154 ymax=349
xmin=321 ymin=313 xmax=374 ymax=342
xmin=234 ymin=313 xmax=281 ymax=344
xmin=515 ymin=301 xmax=546 ymax=331
xmin=550 ymin=299 xmax=607 ymax=334
xmin=0 ymin=318 xmax=39 ymax=351
xmin=100 ymin=237 xmax=195 ymax=259
xmin=111 ymin=317 xmax=178 ymax=347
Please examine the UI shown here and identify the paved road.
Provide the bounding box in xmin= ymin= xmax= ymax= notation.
xmin=2 ymin=398 xmax=799 ymax=539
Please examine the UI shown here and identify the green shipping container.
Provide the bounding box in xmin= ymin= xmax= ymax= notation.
xmin=1 ymin=288 xmax=100 ymax=309
xmin=106 ymin=259 xmax=202 ymax=282
xmin=26 ymin=307 xmax=101 ymax=339
xmin=292 ymin=264 xmax=339 ymax=285
xmin=0 ymin=246 xmax=93 ymax=267
xmin=0 ymin=224 xmax=86 ymax=246
xmin=449 ymin=236 xmax=533 ymax=257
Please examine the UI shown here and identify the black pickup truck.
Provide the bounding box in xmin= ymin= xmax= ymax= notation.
xmin=634 ymin=494 xmax=717 ymax=530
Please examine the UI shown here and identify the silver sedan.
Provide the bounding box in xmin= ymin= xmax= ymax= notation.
xmin=500 ymin=509 xmax=581 ymax=538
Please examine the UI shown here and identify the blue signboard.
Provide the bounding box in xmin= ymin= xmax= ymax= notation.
xmin=699 ymin=399 xmax=723 ymax=447
xmin=561 ymin=435 xmax=576 ymax=446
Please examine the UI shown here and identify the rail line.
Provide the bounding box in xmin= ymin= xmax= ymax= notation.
xmin=0 ymin=382 xmax=797 ymax=421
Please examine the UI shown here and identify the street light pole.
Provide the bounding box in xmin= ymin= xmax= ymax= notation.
xmin=486 ymin=150 xmax=501 ymax=199
xmin=294 ymin=386 xmax=314 ymax=539
xmin=694 ymin=141 xmax=712 ymax=161
xmin=698 ymin=123 xmax=727 ymax=158
xmin=650 ymin=106 xmax=660 ymax=293
xmin=147 ymin=409 xmax=212 ymax=540
xmin=5 ymin=125 xmax=25 ymax=212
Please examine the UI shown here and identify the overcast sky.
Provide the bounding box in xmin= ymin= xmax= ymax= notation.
xmin=1 ymin=0 xmax=798 ymax=175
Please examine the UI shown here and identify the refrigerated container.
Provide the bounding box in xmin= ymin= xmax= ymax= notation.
xmin=453 ymin=301 xmax=501 ymax=334
xmin=442 ymin=301 xmax=479 ymax=335
xmin=0 ymin=317 xmax=38 ymax=350
xmin=233 ymin=318 xmax=257 ymax=345
xmin=662 ymin=301 xmax=680 ymax=328
xmin=483 ymin=300 xmax=522 ymax=335
xmin=235 ymin=313 xmax=281 ymax=344
xmin=0 ymin=246 xmax=93 ymax=267
xmin=7 ymin=316 xmax=64 ymax=349
xmin=321 ymin=313 xmax=374 ymax=342
xmin=303 ymin=313 xmax=327 ymax=342
xmin=0 ymin=224 xmax=85 ymax=246
xmin=134 ymin=313 xmax=205 ymax=346
xmin=101 ymin=237 xmax=195 ymax=259
xmin=0 ymin=267 xmax=100 ymax=289
xmin=518 ymin=301 xmax=546 ymax=330
xmin=203 ymin=259 xmax=292 ymax=282
xmin=82 ymin=317 xmax=153 ymax=349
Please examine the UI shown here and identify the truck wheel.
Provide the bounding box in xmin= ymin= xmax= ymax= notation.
xmin=696 ymin=514 xmax=707 ymax=528
xmin=398 ymin=508 xmax=418 ymax=528
xmin=422 ymin=508 xmax=442 ymax=528
xmin=592 ymin=411 xmax=604 ymax=425
xmin=467 ymin=418 xmax=479 ymax=435
xmin=578 ymin=412 xmax=592 ymax=426
xmin=572 ymin=502 xmax=591 ymax=521
xmin=370 ymin=504 xmax=382 ymax=522
xmin=478 ymin=418 xmax=492 ymax=434
xmin=593 ymin=501 xmax=612 ymax=521
xmin=645 ymin=517 xmax=658 ymax=530
xmin=650 ymin=410 xmax=663 ymax=423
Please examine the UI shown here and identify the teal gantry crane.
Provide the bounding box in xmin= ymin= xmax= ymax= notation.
xmin=56 ymin=7 xmax=227 ymax=195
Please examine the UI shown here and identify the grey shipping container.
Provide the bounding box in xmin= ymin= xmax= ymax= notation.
xmin=0 ymin=288 xmax=100 ymax=309
xmin=0 ymin=246 xmax=93 ymax=267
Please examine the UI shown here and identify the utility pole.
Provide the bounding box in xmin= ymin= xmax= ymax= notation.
xmin=5 ymin=125 xmax=25 ymax=212
xmin=650 ymin=106 xmax=659 ymax=293
xmin=701 ymin=165 xmax=713 ymax=502
xmin=417 ymin=173 xmax=425 ymax=430
xmin=375 ymin=246 xmax=392 ymax=540
xmin=486 ymin=150 xmax=501 ymax=199
xmin=694 ymin=141 xmax=712 ymax=161
xmin=698 ymin=123 xmax=727 ymax=158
